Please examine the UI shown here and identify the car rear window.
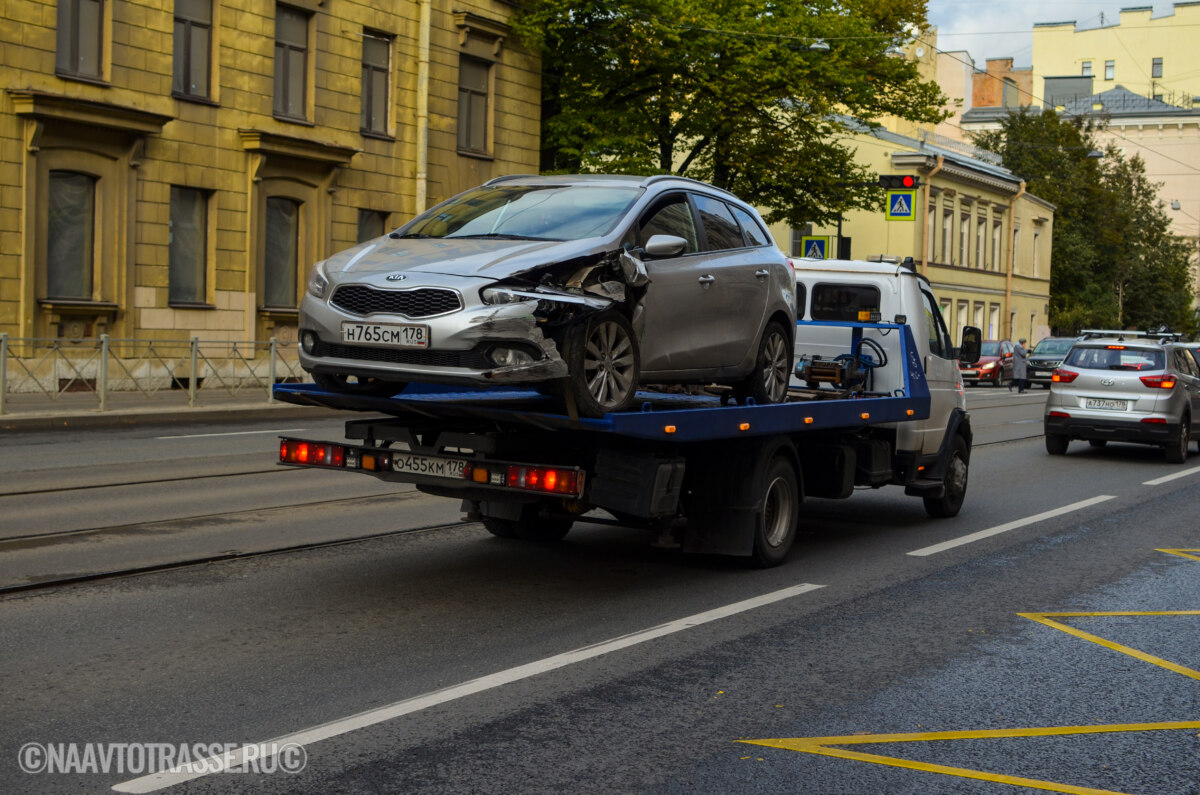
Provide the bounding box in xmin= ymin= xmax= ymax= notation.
xmin=1064 ymin=346 xmax=1165 ymax=371
xmin=1033 ymin=338 xmax=1075 ymax=355
xmin=810 ymin=284 xmax=881 ymax=321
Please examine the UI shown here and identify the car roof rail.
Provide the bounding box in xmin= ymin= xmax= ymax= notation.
xmin=482 ymin=174 xmax=540 ymax=186
xmin=642 ymin=174 xmax=738 ymax=197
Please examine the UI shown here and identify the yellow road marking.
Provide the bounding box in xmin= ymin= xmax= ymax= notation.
xmin=1158 ymin=548 xmax=1200 ymax=562
xmin=1020 ymin=611 xmax=1200 ymax=682
xmin=743 ymin=721 xmax=1200 ymax=795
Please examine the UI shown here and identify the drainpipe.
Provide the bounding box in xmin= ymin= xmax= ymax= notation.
xmin=415 ymin=0 xmax=432 ymax=215
xmin=1005 ymin=180 xmax=1027 ymax=339
xmin=921 ymin=155 xmax=944 ymax=277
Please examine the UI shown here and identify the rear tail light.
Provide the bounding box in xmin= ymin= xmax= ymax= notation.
xmin=1051 ymin=369 xmax=1079 ymax=383
xmin=280 ymin=439 xmax=345 ymax=467
xmin=1048 ymin=411 xmax=1070 ymax=418
xmin=1140 ymin=374 xmax=1176 ymax=389
xmin=1141 ymin=417 xmax=1167 ymax=424
xmin=505 ymin=465 xmax=582 ymax=496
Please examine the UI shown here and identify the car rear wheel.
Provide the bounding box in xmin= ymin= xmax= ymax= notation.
xmin=1045 ymin=434 xmax=1069 ymax=455
xmin=749 ymin=453 xmax=800 ymax=568
xmin=1088 ymin=439 xmax=1107 ymax=448
xmin=738 ymin=321 xmax=792 ymax=405
xmin=562 ymin=310 xmax=640 ymax=418
xmin=1165 ymin=416 xmax=1190 ymax=464
xmin=311 ymin=371 xmax=407 ymax=397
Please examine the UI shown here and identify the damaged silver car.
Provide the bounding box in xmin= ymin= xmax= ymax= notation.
xmin=299 ymin=174 xmax=796 ymax=418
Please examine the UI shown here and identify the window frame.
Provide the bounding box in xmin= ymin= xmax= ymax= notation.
xmin=56 ymin=0 xmax=105 ymax=81
xmin=173 ymin=0 xmax=213 ymax=101
xmin=356 ymin=208 xmax=388 ymax=244
xmin=1081 ymin=61 xmax=1092 ymax=77
xmin=273 ymin=5 xmax=311 ymax=122
xmin=263 ymin=196 xmax=302 ymax=309
xmin=361 ymin=30 xmax=392 ymax=137
xmin=1104 ymin=60 xmax=1115 ymax=80
xmin=168 ymin=185 xmax=211 ymax=307
xmin=457 ymin=56 xmax=492 ymax=157
xmin=1152 ymin=57 xmax=1163 ymax=79
xmin=45 ymin=170 xmax=97 ymax=301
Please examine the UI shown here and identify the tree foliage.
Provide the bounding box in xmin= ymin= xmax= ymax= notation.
xmin=512 ymin=0 xmax=947 ymax=227
xmin=972 ymin=110 xmax=1196 ymax=335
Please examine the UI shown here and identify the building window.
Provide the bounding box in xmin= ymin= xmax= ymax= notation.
xmin=264 ymin=197 xmax=300 ymax=308
xmin=46 ymin=171 xmax=96 ymax=300
xmin=992 ymin=220 xmax=1002 ymax=272
xmin=973 ymin=302 xmax=984 ymax=331
xmin=169 ymin=187 xmax=208 ymax=305
xmin=357 ymin=209 xmax=387 ymax=243
xmin=976 ymin=216 xmax=986 ymax=268
xmin=1081 ymin=61 xmax=1092 ymax=77
xmin=1105 ymin=60 xmax=1115 ymax=80
xmin=457 ymin=57 xmax=490 ymax=155
xmin=1152 ymin=57 xmax=1163 ymax=79
xmin=941 ymin=210 xmax=952 ymax=263
xmin=989 ymin=304 xmax=1000 ymax=339
xmin=956 ymin=300 xmax=968 ymax=342
xmin=173 ymin=0 xmax=212 ymax=99
xmin=361 ymin=31 xmax=390 ymax=135
xmin=927 ymin=205 xmax=935 ymax=259
xmin=274 ymin=5 xmax=309 ymax=120
xmin=959 ymin=212 xmax=969 ymax=266
xmin=56 ymin=0 xmax=103 ymax=79
xmin=1033 ymin=230 xmax=1041 ymax=277
xmin=1002 ymin=77 xmax=1018 ymax=108
xmin=1013 ymin=225 xmax=1022 ymax=272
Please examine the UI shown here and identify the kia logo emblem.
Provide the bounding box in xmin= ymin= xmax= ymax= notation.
xmin=1101 ymin=378 xmax=1115 ymax=386
xmin=386 ymin=273 xmax=407 ymax=282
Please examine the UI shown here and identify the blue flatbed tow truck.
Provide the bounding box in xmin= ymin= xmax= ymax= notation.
xmin=273 ymin=321 xmax=966 ymax=567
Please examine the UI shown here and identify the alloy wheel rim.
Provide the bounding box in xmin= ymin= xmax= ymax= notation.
xmin=583 ymin=321 xmax=635 ymax=408
xmin=761 ymin=330 xmax=789 ymax=402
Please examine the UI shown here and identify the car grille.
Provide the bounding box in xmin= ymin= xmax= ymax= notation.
xmin=330 ymin=285 xmax=462 ymax=318
xmin=313 ymin=341 xmax=490 ymax=369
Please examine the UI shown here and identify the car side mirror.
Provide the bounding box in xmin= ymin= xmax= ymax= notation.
xmin=643 ymin=234 xmax=687 ymax=258
xmin=958 ymin=326 xmax=982 ymax=365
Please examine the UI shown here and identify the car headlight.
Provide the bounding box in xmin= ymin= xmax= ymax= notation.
xmin=981 ymin=361 xmax=995 ymax=370
xmin=306 ymin=260 xmax=331 ymax=299
xmin=481 ymin=286 xmax=535 ymax=305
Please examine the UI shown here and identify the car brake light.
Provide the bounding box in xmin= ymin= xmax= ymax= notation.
xmin=1141 ymin=417 xmax=1167 ymax=424
xmin=1051 ymin=369 xmax=1079 ymax=383
xmin=280 ymin=439 xmax=345 ymax=467
xmin=1140 ymin=374 xmax=1176 ymax=389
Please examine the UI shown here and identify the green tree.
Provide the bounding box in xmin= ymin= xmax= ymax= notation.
xmin=972 ymin=110 xmax=1196 ymax=334
xmin=513 ymin=0 xmax=946 ymax=227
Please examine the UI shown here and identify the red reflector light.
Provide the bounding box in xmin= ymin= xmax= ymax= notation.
xmin=1048 ymin=411 xmax=1070 ymax=418
xmin=505 ymin=465 xmax=580 ymax=495
xmin=280 ymin=440 xmax=345 ymax=467
xmin=1140 ymin=374 xmax=1176 ymax=389
xmin=1141 ymin=417 xmax=1167 ymax=424
xmin=1051 ymin=369 xmax=1079 ymax=383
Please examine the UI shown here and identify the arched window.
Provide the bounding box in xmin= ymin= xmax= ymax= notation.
xmin=46 ymin=171 xmax=96 ymax=300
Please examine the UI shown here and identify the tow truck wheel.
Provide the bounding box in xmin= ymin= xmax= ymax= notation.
xmin=483 ymin=504 xmax=573 ymax=542
xmin=312 ymin=371 xmax=407 ymax=397
xmin=738 ymin=322 xmax=792 ymax=405
xmin=923 ymin=435 xmax=969 ymax=518
xmin=562 ymin=310 xmax=640 ymax=418
xmin=750 ymin=454 xmax=800 ymax=568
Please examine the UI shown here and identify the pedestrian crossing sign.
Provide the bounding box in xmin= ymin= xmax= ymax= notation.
xmin=886 ymin=190 xmax=916 ymax=221
xmin=799 ymin=236 xmax=830 ymax=259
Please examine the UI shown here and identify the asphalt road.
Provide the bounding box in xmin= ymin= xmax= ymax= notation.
xmin=2 ymin=389 xmax=1199 ymax=794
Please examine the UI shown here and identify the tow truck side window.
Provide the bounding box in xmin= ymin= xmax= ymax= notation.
xmin=922 ymin=289 xmax=951 ymax=358
xmin=811 ymin=284 xmax=880 ymax=321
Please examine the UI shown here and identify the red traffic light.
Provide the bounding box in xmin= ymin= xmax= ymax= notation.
xmin=878 ymin=175 xmax=920 ymax=189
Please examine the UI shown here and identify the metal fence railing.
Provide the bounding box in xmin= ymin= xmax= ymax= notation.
xmin=0 ymin=334 xmax=305 ymax=414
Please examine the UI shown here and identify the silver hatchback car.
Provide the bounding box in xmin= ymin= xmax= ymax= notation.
xmin=299 ymin=174 xmax=796 ymax=417
xmin=1043 ymin=337 xmax=1200 ymax=462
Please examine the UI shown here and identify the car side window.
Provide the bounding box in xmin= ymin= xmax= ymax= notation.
xmin=921 ymin=289 xmax=951 ymax=359
xmin=730 ymin=206 xmax=769 ymax=247
xmin=795 ymin=282 xmax=807 ymax=320
xmin=692 ymin=194 xmax=744 ymax=251
xmin=811 ymin=283 xmax=880 ymax=321
xmin=638 ymin=195 xmax=698 ymax=253
xmin=1173 ymin=349 xmax=1197 ymax=376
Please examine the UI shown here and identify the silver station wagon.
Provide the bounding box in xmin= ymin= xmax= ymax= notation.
xmin=1043 ymin=336 xmax=1200 ymax=462
xmin=298 ymin=174 xmax=796 ymax=418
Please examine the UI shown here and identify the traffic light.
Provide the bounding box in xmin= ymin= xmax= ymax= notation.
xmin=878 ymin=175 xmax=921 ymax=190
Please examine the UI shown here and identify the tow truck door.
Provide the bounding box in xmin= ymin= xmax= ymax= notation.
xmin=909 ymin=287 xmax=961 ymax=455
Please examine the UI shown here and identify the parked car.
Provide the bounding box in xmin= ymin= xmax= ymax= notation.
xmin=1028 ymin=336 xmax=1080 ymax=388
xmin=299 ymin=174 xmax=797 ymax=418
xmin=1043 ymin=336 xmax=1200 ymax=462
xmin=958 ymin=339 xmax=1013 ymax=386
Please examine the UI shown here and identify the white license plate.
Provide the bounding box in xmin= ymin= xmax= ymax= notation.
xmin=341 ymin=322 xmax=428 ymax=348
xmin=1085 ymin=398 xmax=1127 ymax=411
xmin=390 ymin=451 xmax=467 ymax=479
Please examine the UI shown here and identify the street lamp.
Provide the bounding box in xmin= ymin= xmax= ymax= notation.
xmin=809 ymin=39 xmax=830 ymax=52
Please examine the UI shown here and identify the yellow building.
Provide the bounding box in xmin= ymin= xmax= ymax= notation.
xmin=0 ymin=0 xmax=541 ymax=347
xmin=1032 ymin=4 xmax=1200 ymax=109
xmin=770 ymin=124 xmax=1055 ymax=344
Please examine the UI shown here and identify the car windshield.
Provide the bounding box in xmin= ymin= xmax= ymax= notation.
xmin=1064 ymin=346 xmax=1165 ymax=371
xmin=401 ymin=185 xmax=641 ymax=241
xmin=979 ymin=342 xmax=1000 ymax=356
xmin=1034 ymin=338 xmax=1075 ymax=355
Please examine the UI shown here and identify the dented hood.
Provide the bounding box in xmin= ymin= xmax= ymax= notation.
xmin=324 ymin=236 xmax=611 ymax=281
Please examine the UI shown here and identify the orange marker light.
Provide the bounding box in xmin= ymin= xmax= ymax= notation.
xmin=906 ymin=409 xmax=915 ymax=416
xmin=664 ymin=425 xmax=677 ymax=434
xmin=804 ymin=417 xmax=814 ymax=424
xmin=860 ymin=413 xmax=870 ymax=420
xmin=739 ymin=423 xmax=750 ymax=431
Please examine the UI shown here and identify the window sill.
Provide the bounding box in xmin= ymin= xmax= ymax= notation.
xmin=260 ymin=307 xmax=300 ymax=318
xmin=168 ymin=302 xmax=215 ymax=310
xmin=457 ymin=149 xmax=494 ymax=161
xmin=273 ymin=114 xmax=314 ymax=127
xmin=361 ymin=130 xmax=396 ymax=142
xmin=39 ymin=299 xmax=119 ymax=313
xmin=55 ymin=72 xmax=109 ymax=88
xmin=173 ymin=93 xmax=218 ymax=107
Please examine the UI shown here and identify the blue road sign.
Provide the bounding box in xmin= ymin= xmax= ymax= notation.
xmin=886 ymin=190 xmax=916 ymax=221
xmin=800 ymin=236 xmax=829 ymax=259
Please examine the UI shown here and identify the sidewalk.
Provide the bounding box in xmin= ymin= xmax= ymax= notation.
xmin=0 ymin=387 xmax=337 ymax=432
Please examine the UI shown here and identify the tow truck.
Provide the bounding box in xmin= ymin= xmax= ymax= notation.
xmin=275 ymin=265 xmax=983 ymax=568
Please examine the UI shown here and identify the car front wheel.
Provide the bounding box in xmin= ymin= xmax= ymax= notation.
xmin=562 ymin=310 xmax=640 ymax=418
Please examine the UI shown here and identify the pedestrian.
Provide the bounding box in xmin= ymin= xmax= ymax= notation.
xmin=1011 ymin=338 xmax=1029 ymax=393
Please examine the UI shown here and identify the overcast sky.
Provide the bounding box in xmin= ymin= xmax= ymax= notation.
xmin=926 ymin=2 xmax=1176 ymax=67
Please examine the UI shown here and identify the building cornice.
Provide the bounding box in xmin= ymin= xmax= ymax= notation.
xmin=238 ymin=129 xmax=359 ymax=166
xmin=7 ymin=89 xmax=172 ymax=135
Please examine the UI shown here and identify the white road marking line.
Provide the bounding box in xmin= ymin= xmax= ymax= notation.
xmin=907 ymin=495 xmax=1117 ymax=557
xmin=113 ymin=582 xmax=826 ymax=793
xmin=155 ymin=428 xmax=307 ymax=440
xmin=1143 ymin=466 xmax=1200 ymax=486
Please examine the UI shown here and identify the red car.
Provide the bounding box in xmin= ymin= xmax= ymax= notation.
xmin=959 ymin=339 xmax=1014 ymax=386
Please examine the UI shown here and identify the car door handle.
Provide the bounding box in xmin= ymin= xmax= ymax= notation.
xmin=754 ymin=269 xmax=770 ymax=278
xmin=698 ymin=275 xmax=715 ymax=285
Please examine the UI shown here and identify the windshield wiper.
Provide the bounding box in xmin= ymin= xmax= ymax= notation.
xmin=446 ymin=233 xmax=561 ymax=241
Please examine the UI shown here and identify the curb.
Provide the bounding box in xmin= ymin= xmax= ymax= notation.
xmin=0 ymin=403 xmax=342 ymax=433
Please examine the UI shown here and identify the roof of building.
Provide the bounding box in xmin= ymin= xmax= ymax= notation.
xmin=841 ymin=118 xmax=1018 ymax=184
xmin=961 ymin=86 xmax=1200 ymax=124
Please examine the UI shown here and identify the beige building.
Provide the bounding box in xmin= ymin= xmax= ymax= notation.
xmin=771 ymin=125 xmax=1055 ymax=344
xmin=0 ymin=0 xmax=541 ymax=347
